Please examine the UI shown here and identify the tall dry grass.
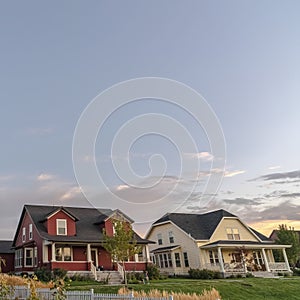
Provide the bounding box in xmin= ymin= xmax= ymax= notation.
xmin=118 ymin=287 xmax=221 ymax=300
xmin=0 ymin=273 xmax=52 ymax=288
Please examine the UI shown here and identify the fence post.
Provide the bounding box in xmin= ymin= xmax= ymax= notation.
xmin=169 ymin=295 xmax=173 ymax=300
xmin=27 ymin=283 xmax=31 ymax=299
xmin=91 ymin=288 xmax=94 ymax=300
xmin=130 ymin=290 xmax=134 ymax=299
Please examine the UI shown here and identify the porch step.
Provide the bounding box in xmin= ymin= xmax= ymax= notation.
xmin=95 ymin=271 xmax=123 ymax=285
xmin=252 ymin=272 xmax=279 ymax=278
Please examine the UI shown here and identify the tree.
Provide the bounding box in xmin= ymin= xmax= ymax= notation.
xmin=0 ymin=256 xmax=6 ymax=273
xmin=275 ymin=224 xmax=300 ymax=267
xmin=102 ymin=219 xmax=141 ymax=286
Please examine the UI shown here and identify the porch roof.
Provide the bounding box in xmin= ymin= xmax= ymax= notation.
xmin=200 ymin=240 xmax=291 ymax=249
xmin=151 ymin=245 xmax=181 ymax=253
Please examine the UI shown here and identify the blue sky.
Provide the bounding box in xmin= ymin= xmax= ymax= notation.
xmin=1 ymin=1 xmax=300 ymax=237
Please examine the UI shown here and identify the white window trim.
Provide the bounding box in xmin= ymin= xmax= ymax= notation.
xmin=22 ymin=227 xmax=26 ymax=242
xmin=25 ymin=247 xmax=33 ymax=267
xmin=15 ymin=249 xmax=23 ymax=268
xmin=29 ymin=224 xmax=33 ymax=240
xmin=56 ymin=219 xmax=67 ymax=236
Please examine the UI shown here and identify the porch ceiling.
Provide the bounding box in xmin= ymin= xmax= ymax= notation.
xmin=150 ymin=245 xmax=181 ymax=253
xmin=200 ymin=240 xmax=291 ymax=249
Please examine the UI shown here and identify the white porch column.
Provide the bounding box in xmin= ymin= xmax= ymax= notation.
xmin=87 ymin=244 xmax=91 ymax=262
xmin=282 ymin=248 xmax=291 ymax=272
xmin=51 ymin=243 xmax=56 ymax=262
xmin=217 ymin=247 xmax=225 ymax=273
xmin=134 ymin=253 xmax=139 ymax=262
xmin=145 ymin=245 xmax=150 ymax=262
xmin=261 ymin=248 xmax=270 ymax=272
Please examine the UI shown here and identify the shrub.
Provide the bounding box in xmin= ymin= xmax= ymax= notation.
xmin=126 ymin=272 xmax=145 ymax=284
xmin=35 ymin=267 xmax=52 ymax=282
xmin=293 ymin=268 xmax=300 ymax=276
xmin=53 ymin=268 xmax=67 ymax=280
xmin=188 ymin=268 xmax=221 ymax=279
xmin=146 ymin=264 xmax=160 ymax=280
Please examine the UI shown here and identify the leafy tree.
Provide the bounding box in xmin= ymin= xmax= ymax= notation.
xmin=275 ymin=224 xmax=300 ymax=267
xmin=0 ymin=257 xmax=6 ymax=273
xmin=102 ymin=219 xmax=141 ymax=286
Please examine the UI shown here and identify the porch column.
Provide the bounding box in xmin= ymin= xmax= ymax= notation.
xmin=51 ymin=243 xmax=56 ymax=262
xmin=134 ymin=253 xmax=139 ymax=262
xmin=282 ymin=248 xmax=291 ymax=272
xmin=145 ymin=245 xmax=150 ymax=262
xmin=87 ymin=244 xmax=91 ymax=262
xmin=217 ymin=247 xmax=225 ymax=273
xmin=261 ymin=248 xmax=270 ymax=272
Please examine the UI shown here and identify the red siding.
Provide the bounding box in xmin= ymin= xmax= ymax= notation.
xmin=0 ymin=253 xmax=14 ymax=273
xmin=47 ymin=211 xmax=76 ymax=236
xmin=104 ymin=219 xmax=114 ymax=236
xmin=51 ymin=261 xmax=89 ymax=271
xmin=72 ymin=246 xmax=86 ymax=261
xmin=124 ymin=262 xmax=147 ymax=271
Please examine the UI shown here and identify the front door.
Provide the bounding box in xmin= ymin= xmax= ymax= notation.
xmin=91 ymin=249 xmax=98 ymax=267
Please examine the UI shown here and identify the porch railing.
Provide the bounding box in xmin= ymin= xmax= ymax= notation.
xmin=90 ymin=262 xmax=97 ymax=280
xmin=269 ymin=262 xmax=289 ymax=271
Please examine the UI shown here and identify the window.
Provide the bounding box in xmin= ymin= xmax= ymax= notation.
xmin=25 ymin=248 xmax=33 ymax=267
xmin=55 ymin=246 xmax=71 ymax=261
xmin=157 ymin=233 xmax=163 ymax=245
xmin=56 ymin=219 xmax=67 ymax=235
xmin=183 ymin=252 xmax=189 ymax=267
xmin=29 ymin=224 xmax=33 ymax=240
xmin=226 ymin=228 xmax=240 ymax=240
xmin=15 ymin=249 xmax=23 ymax=267
xmin=231 ymin=252 xmax=242 ymax=263
xmin=209 ymin=250 xmax=219 ymax=264
xmin=34 ymin=247 xmax=38 ymax=266
xmin=156 ymin=252 xmax=173 ymax=268
xmin=168 ymin=231 xmax=174 ymax=244
xmin=174 ymin=252 xmax=181 ymax=267
xmin=253 ymin=251 xmax=264 ymax=266
xmin=22 ymin=227 xmax=26 ymax=242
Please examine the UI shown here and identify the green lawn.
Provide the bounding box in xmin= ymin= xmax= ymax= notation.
xmin=68 ymin=277 xmax=300 ymax=300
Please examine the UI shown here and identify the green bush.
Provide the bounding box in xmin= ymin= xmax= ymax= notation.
xmin=292 ymin=268 xmax=300 ymax=276
xmin=126 ymin=272 xmax=145 ymax=284
xmin=53 ymin=268 xmax=68 ymax=280
xmin=34 ymin=267 xmax=52 ymax=282
xmin=188 ymin=268 xmax=221 ymax=279
xmin=146 ymin=264 xmax=160 ymax=280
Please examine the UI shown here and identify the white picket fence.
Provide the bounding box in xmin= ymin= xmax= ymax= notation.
xmin=9 ymin=286 xmax=170 ymax=300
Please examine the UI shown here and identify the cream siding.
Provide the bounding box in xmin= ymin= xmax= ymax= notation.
xmin=148 ymin=222 xmax=201 ymax=274
xmin=211 ymin=218 xmax=259 ymax=242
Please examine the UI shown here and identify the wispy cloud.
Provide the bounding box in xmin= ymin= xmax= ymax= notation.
xmin=0 ymin=175 xmax=14 ymax=181
xmin=268 ymin=165 xmax=281 ymax=170
xmin=252 ymin=170 xmax=300 ymax=182
xmin=37 ymin=173 xmax=55 ymax=181
xmin=184 ymin=151 xmax=214 ymax=161
xmin=224 ymin=170 xmax=246 ymax=177
xmin=60 ymin=186 xmax=82 ymax=200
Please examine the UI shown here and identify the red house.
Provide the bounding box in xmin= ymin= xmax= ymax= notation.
xmin=12 ymin=205 xmax=152 ymax=279
xmin=0 ymin=240 xmax=14 ymax=273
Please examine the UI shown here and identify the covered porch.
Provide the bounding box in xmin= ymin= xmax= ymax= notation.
xmin=200 ymin=241 xmax=291 ymax=276
xmin=45 ymin=241 xmax=150 ymax=275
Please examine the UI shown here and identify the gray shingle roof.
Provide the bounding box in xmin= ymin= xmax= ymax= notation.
xmin=153 ymin=209 xmax=270 ymax=241
xmin=0 ymin=240 xmax=14 ymax=254
xmin=13 ymin=205 xmax=150 ymax=245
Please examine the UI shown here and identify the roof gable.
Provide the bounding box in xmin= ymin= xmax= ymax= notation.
xmin=45 ymin=207 xmax=79 ymax=221
xmin=152 ymin=209 xmax=237 ymax=240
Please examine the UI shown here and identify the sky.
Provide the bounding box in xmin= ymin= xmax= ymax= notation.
xmin=1 ymin=1 xmax=300 ymax=238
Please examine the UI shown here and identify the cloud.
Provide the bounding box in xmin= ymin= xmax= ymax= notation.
xmin=184 ymin=152 xmax=214 ymax=161
xmin=60 ymin=187 xmax=82 ymax=201
xmin=116 ymin=184 xmax=130 ymax=191
xmin=252 ymin=170 xmax=300 ymax=182
xmin=224 ymin=170 xmax=246 ymax=177
xmin=222 ymin=197 xmax=262 ymax=206
xmin=268 ymin=166 xmax=281 ymax=170
xmin=37 ymin=173 xmax=55 ymax=181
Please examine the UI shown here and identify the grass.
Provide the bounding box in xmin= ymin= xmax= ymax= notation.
xmin=68 ymin=277 xmax=300 ymax=300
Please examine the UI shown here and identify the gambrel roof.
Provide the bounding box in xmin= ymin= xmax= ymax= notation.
xmin=152 ymin=209 xmax=272 ymax=242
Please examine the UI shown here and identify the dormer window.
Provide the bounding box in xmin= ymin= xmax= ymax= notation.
xmin=29 ymin=224 xmax=33 ymax=240
xmin=57 ymin=219 xmax=67 ymax=235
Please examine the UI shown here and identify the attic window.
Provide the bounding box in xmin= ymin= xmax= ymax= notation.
xmin=168 ymin=231 xmax=174 ymax=244
xmin=226 ymin=228 xmax=240 ymax=240
xmin=57 ymin=219 xmax=67 ymax=235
